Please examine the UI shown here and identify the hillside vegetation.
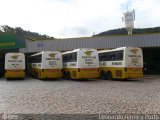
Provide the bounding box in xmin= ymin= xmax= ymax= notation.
xmin=1 ymin=25 xmax=160 ymax=39
xmin=94 ymin=27 xmax=160 ymax=36
xmin=0 ymin=25 xmax=54 ymax=40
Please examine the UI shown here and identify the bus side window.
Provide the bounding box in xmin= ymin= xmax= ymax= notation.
xmin=103 ymin=53 xmax=107 ymax=61
xmin=71 ymin=52 xmax=77 ymax=62
xmin=111 ymin=52 xmax=115 ymax=61
xmin=105 ymin=52 xmax=112 ymax=61
xmin=67 ymin=52 xmax=76 ymax=62
xmin=119 ymin=50 xmax=123 ymax=60
xmin=63 ymin=52 xmax=77 ymax=62
xmin=99 ymin=53 xmax=103 ymax=61
xmin=106 ymin=52 xmax=114 ymax=61
xmin=99 ymin=53 xmax=107 ymax=61
xmin=68 ymin=53 xmax=72 ymax=62
xmin=62 ymin=55 xmax=67 ymax=62
xmin=31 ymin=55 xmax=42 ymax=63
xmin=114 ymin=50 xmax=123 ymax=61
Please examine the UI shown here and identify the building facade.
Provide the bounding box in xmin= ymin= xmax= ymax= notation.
xmin=20 ymin=33 xmax=160 ymax=74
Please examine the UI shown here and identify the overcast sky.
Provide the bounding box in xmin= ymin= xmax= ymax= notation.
xmin=0 ymin=0 xmax=159 ymax=38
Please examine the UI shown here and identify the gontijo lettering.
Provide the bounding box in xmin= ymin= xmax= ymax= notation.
xmin=112 ymin=62 xmax=122 ymax=65
xmin=0 ymin=42 xmax=16 ymax=47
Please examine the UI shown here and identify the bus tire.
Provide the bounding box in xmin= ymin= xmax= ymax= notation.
xmin=63 ymin=72 xmax=66 ymax=79
xmin=100 ymin=71 xmax=107 ymax=80
xmin=67 ymin=72 xmax=71 ymax=80
xmin=6 ymin=78 xmax=12 ymax=80
xmin=107 ymin=72 xmax=112 ymax=80
xmin=35 ymin=72 xmax=38 ymax=79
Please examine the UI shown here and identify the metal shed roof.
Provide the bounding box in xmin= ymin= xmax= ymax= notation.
xmin=20 ymin=33 xmax=160 ymax=53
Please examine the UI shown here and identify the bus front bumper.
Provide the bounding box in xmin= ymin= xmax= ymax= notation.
xmin=38 ymin=69 xmax=63 ymax=79
xmin=5 ymin=70 xmax=25 ymax=79
xmin=76 ymin=68 xmax=100 ymax=79
xmin=124 ymin=73 xmax=143 ymax=79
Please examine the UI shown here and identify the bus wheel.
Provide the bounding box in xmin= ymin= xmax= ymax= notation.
xmin=35 ymin=72 xmax=38 ymax=79
xmin=107 ymin=72 xmax=112 ymax=80
xmin=63 ymin=72 xmax=66 ymax=79
xmin=67 ymin=72 xmax=71 ymax=80
xmin=100 ymin=71 xmax=107 ymax=80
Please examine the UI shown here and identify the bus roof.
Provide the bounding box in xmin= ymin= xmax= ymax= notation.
xmin=5 ymin=53 xmax=24 ymax=55
xmin=29 ymin=51 xmax=61 ymax=57
xmin=62 ymin=48 xmax=96 ymax=55
xmin=98 ymin=47 xmax=141 ymax=53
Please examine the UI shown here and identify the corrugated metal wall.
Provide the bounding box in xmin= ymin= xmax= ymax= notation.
xmin=20 ymin=33 xmax=160 ymax=53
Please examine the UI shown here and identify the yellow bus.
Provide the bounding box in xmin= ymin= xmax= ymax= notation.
xmin=5 ymin=53 xmax=25 ymax=79
xmin=98 ymin=47 xmax=143 ymax=80
xmin=27 ymin=51 xmax=63 ymax=79
xmin=0 ymin=55 xmax=4 ymax=76
xmin=62 ymin=48 xmax=100 ymax=79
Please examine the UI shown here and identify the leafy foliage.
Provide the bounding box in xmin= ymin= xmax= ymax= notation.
xmin=94 ymin=27 xmax=160 ymax=36
xmin=0 ymin=25 xmax=54 ymax=40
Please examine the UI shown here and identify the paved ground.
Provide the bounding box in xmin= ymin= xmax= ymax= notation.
xmin=0 ymin=75 xmax=160 ymax=117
